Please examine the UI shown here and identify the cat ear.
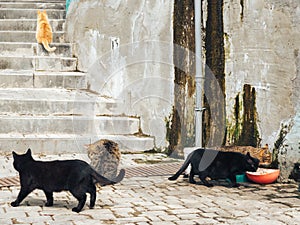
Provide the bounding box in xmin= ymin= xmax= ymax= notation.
xmin=246 ymin=152 xmax=251 ymax=157
xmin=26 ymin=148 xmax=32 ymax=155
xmin=84 ymin=144 xmax=90 ymax=149
xmin=12 ymin=151 xmax=17 ymax=157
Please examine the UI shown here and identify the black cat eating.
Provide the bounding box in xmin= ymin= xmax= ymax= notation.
xmin=11 ymin=149 xmax=125 ymax=212
xmin=169 ymin=148 xmax=259 ymax=187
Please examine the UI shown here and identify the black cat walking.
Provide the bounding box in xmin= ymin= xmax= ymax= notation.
xmin=11 ymin=149 xmax=125 ymax=212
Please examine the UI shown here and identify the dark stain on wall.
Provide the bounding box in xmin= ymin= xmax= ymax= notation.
xmin=166 ymin=106 xmax=181 ymax=155
xmin=237 ymin=84 xmax=260 ymax=147
xmin=233 ymin=94 xmax=240 ymax=143
xmin=167 ymin=0 xmax=196 ymax=155
xmin=203 ymin=0 xmax=226 ymax=147
xmin=240 ymin=0 xmax=244 ymax=21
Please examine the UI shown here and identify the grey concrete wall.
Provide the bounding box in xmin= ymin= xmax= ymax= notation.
xmin=65 ymin=0 xmax=174 ymax=149
xmin=65 ymin=0 xmax=300 ymax=178
xmin=223 ymin=0 xmax=300 ymax=179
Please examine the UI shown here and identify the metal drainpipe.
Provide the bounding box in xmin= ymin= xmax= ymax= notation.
xmin=194 ymin=0 xmax=204 ymax=148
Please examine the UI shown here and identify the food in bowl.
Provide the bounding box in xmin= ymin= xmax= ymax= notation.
xmin=246 ymin=168 xmax=280 ymax=184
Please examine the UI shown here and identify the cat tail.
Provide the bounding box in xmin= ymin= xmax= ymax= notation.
xmin=111 ymin=169 xmax=126 ymax=183
xmin=91 ymin=169 xmax=125 ymax=186
xmin=41 ymin=39 xmax=56 ymax=52
xmin=168 ymin=151 xmax=194 ymax=181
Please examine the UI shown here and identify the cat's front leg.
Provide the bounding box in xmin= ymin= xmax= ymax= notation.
xmin=10 ymin=200 xmax=20 ymax=207
xmin=228 ymin=174 xmax=240 ymax=188
xmin=44 ymin=191 xmax=54 ymax=206
xmin=11 ymin=187 xmax=32 ymax=207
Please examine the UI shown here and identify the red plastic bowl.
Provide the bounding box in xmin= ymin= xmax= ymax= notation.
xmin=246 ymin=168 xmax=280 ymax=184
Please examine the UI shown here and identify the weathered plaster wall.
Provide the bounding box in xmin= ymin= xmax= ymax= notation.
xmin=223 ymin=0 xmax=300 ymax=179
xmin=65 ymin=0 xmax=300 ymax=174
xmin=65 ymin=0 xmax=174 ymax=149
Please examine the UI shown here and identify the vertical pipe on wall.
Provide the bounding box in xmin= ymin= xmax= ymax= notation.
xmin=194 ymin=0 xmax=204 ymax=147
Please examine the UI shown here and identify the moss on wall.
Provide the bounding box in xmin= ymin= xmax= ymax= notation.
xmin=237 ymin=84 xmax=260 ymax=147
xmin=227 ymin=84 xmax=260 ymax=147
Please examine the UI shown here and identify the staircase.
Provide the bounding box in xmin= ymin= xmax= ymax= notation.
xmin=0 ymin=0 xmax=154 ymax=154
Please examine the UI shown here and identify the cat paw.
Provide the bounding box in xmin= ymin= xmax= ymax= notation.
xmin=72 ymin=207 xmax=81 ymax=213
xmin=231 ymin=183 xmax=240 ymax=188
xmin=188 ymin=179 xmax=197 ymax=184
xmin=45 ymin=202 xmax=53 ymax=207
xmin=10 ymin=201 xmax=19 ymax=207
xmin=168 ymin=176 xmax=177 ymax=181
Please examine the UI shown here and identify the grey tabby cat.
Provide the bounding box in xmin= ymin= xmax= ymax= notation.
xmin=86 ymin=139 xmax=121 ymax=181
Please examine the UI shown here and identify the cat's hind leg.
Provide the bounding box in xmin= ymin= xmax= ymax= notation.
xmin=70 ymin=188 xmax=87 ymax=213
xmin=188 ymin=170 xmax=196 ymax=184
xmin=88 ymin=184 xmax=96 ymax=209
xmin=199 ymin=172 xmax=214 ymax=187
xmin=44 ymin=191 xmax=54 ymax=206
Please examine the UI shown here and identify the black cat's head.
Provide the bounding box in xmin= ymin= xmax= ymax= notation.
xmin=12 ymin=149 xmax=33 ymax=172
xmin=244 ymin=152 xmax=260 ymax=172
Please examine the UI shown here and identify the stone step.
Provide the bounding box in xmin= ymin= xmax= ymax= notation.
xmin=0 ymin=2 xmax=65 ymax=10
xmin=0 ymin=19 xmax=65 ymax=31
xmin=0 ymin=71 xmax=86 ymax=88
xmin=36 ymin=43 xmax=72 ymax=57
xmin=0 ymin=31 xmax=63 ymax=43
xmin=33 ymin=71 xmax=86 ymax=88
xmin=0 ymin=8 xmax=65 ymax=20
xmin=0 ymin=42 xmax=33 ymax=56
xmin=0 ymin=42 xmax=72 ymax=57
xmin=0 ymin=70 xmax=33 ymax=88
xmin=0 ymin=115 xmax=140 ymax=135
xmin=0 ymin=133 xmax=155 ymax=154
xmin=0 ymin=88 xmax=117 ymax=115
xmin=0 ymin=55 xmax=77 ymax=71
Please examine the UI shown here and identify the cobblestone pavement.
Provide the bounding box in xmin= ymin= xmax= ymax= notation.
xmin=1 ymin=153 xmax=300 ymax=224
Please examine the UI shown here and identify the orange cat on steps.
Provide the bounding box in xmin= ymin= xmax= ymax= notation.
xmin=36 ymin=10 xmax=56 ymax=52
